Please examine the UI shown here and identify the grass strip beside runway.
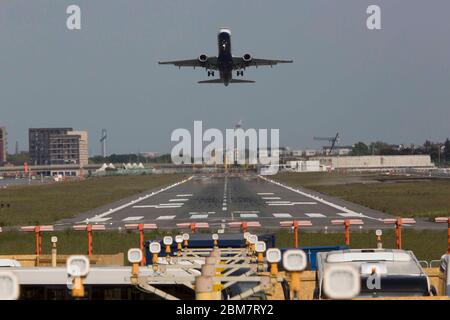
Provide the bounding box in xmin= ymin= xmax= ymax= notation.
xmin=0 ymin=174 xmax=185 ymax=226
xmin=274 ymin=172 xmax=450 ymax=218
xmin=0 ymin=229 xmax=447 ymax=262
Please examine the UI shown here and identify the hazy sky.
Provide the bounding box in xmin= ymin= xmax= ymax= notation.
xmin=1 ymin=0 xmax=449 ymax=155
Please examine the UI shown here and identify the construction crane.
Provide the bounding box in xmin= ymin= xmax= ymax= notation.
xmin=100 ymin=129 xmax=107 ymax=158
xmin=313 ymin=132 xmax=340 ymax=155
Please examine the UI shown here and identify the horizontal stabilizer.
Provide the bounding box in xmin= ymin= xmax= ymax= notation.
xmin=198 ymin=79 xmax=223 ymax=84
xmin=197 ymin=79 xmax=256 ymax=84
xmin=230 ymin=79 xmax=255 ymax=83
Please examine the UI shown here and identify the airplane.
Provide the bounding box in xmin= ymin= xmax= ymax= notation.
xmin=158 ymin=28 xmax=293 ymax=86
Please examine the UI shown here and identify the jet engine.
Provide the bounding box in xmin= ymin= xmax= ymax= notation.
xmin=198 ymin=54 xmax=208 ymax=63
xmin=242 ymin=53 xmax=253 ymax=63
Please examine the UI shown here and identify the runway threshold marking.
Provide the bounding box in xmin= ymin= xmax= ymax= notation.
xmin=259 ymin=175 xmax=381 ymax=222
xmin=86 ymin=217 xmax=111 ymax=223
xmin=122 ymin=216 xmax=144 ymax=221
xmin=169 ymin=199 xmax=188 ymax=202
xmin=190 ymin=214 xmax=208 ymax=219
xmin=177 ymin=194 xmax=193 ymax=197
xmin=257 ymin=192 xmax=274 ymax=195
xmin=291 ymin=201 xmax=317 ymax=205
xmin=337 ymin=212 xmax=363 ymax=217
xmin=305 ymin=213 xmax=327 ymax=218
xmin=81 ymin=176 xmax=194 ymax=223
xmin=262 ymin=196 xmax=281 ymax=200
xmin=240 ymin=213 xmax=258 ymax=218
xmin=272 ymin=213 xmax=292 ymax=218
xmin=134 ymin=204 xmax=183 ymax=209
xmin=156 ymin=215 xmax=176 ymax=220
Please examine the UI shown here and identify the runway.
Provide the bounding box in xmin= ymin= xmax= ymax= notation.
xmin=56 ymin=174 xmax=441 ymax=231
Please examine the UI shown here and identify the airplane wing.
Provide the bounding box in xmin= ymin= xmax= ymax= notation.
xmin=232 ymin=57 xmax=293 ymax=69
xmin=158 ymin=57 xmax=218 ymax=69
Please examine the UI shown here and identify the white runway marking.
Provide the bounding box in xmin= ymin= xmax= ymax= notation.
xmin=262 ymin=197 xmax=281 ymax=200
xmin=190 ymin=214 xmax=208 ymax=219
xmin=258 ymin=192 xmax=274 ymax=195
xmin=122 ymin=216 xmax=144 ymax=221
xmin=305 ymin=213 xmax=326 ymax=218
xmin=272 ymin=213 xmax=292 ymax=218
xmin=82 ymin=176 xmax=193 ymax=222
xmin=337 ymin=212 xmax=363 ymax=217
xmin=134 ymin=204 xmax=182 ymax=209
xmin=158 ymin=203 xmax=183 ymax=206
xmin=259 ymin=175 xmax=379 ymax=221
xmin=156 ymin=215 xmax=176 ymax=220
xmin=169 ymin=199 xmax=188 ymax=202
xmin=234 ymin=211 xmax=260 ymax=214
xmin=240 ymin=213 xmax=258 ymax=218
xmin=87 ymin=217 xmax=111 ymax=222
xmin=177 ymin=194 xmax=193 ymax=197
xmin=133 ymin=205 xmax=156 ymax=208
xmin=291 ymin=202 xmax=317 ymax=205
xmin=266 ymin=201 xmax=292 ymax=204
xmin=268 ymin=203 xmax=294 ymax=206
xmin=222 ymin=207 xmax=227 ymax=211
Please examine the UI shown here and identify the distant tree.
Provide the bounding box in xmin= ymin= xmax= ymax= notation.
xmin=89 ymin=153 xmax=173 ymax=164
xmin=444 ymin=138 xmax=450 ymax=162
xmin=6 ymin=152 xmax=29 ymax=165
xmin=369 ymin=141 xmax=390 ymax=155
xmin=351 ymin=142 xmax=370 ymax=156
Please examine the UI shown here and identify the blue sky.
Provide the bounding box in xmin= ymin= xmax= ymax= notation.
xmin=1 ymin=0 xmax=449 ymax=155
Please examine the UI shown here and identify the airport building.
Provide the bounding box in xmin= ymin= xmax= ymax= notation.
xmin=315 ymin=155 xmax=434 ymax=171
xmin=0 ymin=127 xmax=7 ymax=166
xmin=29 ymin=128 xmax=89 ymax=166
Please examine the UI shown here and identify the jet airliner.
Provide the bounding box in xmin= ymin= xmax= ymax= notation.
xmin=158 ymin=28 xmax=293 ymax=86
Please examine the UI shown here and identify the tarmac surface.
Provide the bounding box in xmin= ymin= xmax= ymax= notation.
xmin=55 ymin=174 xmax=444 ymax=231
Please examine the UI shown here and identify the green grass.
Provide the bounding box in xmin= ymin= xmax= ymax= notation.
xmin=274 ymin=172 xmax=450 ymax=218
xmin=0 ymin=229 xmax=447 ymax=262
xmin=0 ymin=174 xmax=185 ymax=226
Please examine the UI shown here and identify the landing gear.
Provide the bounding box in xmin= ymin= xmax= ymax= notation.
xmin=236 ymin=70 xmax=244 ymax=77
xmin=207 ymin=71 xmax=215 ymax=77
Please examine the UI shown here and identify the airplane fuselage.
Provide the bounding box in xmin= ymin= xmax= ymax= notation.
xmin=217 ymin=29 xmax=233 ymax=86
xmin=158 ymin=28 xmax=293 ymax=85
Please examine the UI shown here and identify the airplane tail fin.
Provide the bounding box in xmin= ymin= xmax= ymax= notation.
xmin=198 ymin=79 xmax=255 ymax=84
